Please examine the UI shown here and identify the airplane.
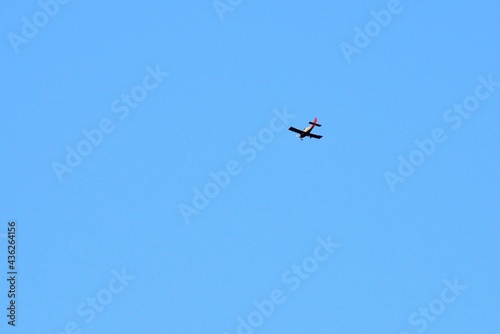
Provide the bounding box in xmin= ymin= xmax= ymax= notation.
xmin=288 ymin=118 xmax=323 ymax=140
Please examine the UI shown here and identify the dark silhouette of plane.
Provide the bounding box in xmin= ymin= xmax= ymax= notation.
xmin=288 ymin=118 xmax=323 ymax=140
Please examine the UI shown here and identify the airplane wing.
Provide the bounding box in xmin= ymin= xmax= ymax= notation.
xmin=288 ymin=127 xmax=305 ymax=135
xmin=308 ymin=133 xmax=323 ymax=139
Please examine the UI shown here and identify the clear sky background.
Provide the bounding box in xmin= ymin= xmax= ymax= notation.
xmin=1 ymin=1 xmax=499 ymax=333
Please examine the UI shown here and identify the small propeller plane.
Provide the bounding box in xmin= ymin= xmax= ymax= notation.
xmin=288 ymin=118 xmax=323 ymax=140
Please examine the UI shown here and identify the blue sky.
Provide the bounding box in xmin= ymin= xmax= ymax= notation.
xmin=1 ymin=1 xmax=499 ymax=333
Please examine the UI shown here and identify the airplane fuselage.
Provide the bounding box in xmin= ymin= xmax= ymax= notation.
xmin=298 ymin=124 xmax=315 ymax=139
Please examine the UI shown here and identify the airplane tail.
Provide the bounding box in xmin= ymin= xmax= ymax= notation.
xmin=309 ymin=121 xmax=322 ymax=127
